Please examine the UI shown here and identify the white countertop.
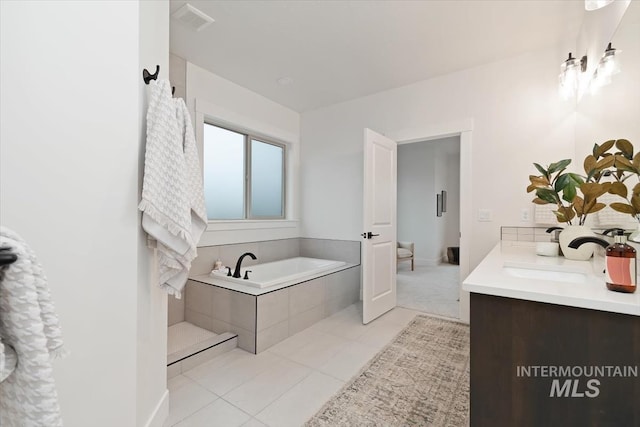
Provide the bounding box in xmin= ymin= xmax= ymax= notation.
xmin=463 ymin=241 xmax=640 ymax=316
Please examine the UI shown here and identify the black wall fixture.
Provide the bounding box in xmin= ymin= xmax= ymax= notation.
xmin=143 ymin=65 xmax=160 ymax=84
xmin=441 ymin=190 xmax=447 ymax=212
xmin=436 ymin=193 xmax=442 ymax=217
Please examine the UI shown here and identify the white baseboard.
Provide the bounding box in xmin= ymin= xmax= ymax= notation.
xmin=144 ymin=389 xmax=169 ymax=427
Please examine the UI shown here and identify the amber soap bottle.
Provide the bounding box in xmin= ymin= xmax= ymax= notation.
xmin=605 ymin=230 xmax=637 ymax=293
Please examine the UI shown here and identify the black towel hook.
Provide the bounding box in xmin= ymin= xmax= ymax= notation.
xmin=143 ymin=65 xmax=160 ymax=84
xmin=0 ymin=246 xmax=17 ymax=266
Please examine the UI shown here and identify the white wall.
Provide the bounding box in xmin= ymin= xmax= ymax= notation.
xmin=138 ymin=2 xmax=170 ymax=426
xmin=0 ymin=2 xmax=168 ymax=426
xmin=397 ymin=137 xmax=460 ymax=265
xmin=432 ymin=138 xmax=461 ymax=262
xmin=576 ymin=1 xmax=640 ymax=160
xmin=301 ymin=45 xmax=576 ymax=272
xmin=182 ymin=62 xmax=302 ymax=246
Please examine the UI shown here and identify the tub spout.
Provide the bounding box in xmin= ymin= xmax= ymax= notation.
xmin=233 ymin=252 xmax=257 ymax=278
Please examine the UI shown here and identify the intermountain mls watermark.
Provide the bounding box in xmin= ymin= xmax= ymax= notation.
xmin=516 ymin=365 xmax=638 ymax=398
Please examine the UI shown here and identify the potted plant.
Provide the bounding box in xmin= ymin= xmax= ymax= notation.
xmin=527 ymin=152 xmax=614 ymax=260
xmin=592 ymin=139 xmax=640 ymax=241
xmin=527 ymin=139 xmax=638 ymax=259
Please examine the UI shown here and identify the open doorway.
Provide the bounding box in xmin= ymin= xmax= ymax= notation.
xmin=396 ymin=136 xmax=461 ymax=318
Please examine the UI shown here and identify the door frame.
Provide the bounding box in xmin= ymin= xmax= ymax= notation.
xmin=387 ymin=119 xmax=473 ymax=323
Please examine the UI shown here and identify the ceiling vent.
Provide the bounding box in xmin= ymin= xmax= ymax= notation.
xmin=172 ymin=4 xmax=214 ymax=32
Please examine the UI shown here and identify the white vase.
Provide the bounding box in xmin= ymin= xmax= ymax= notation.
xmin=559 ymin=225 xmax=596 ymax=261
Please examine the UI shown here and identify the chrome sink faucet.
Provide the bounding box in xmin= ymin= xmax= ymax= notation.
xmin=233 ymin=252 xmax=257 ymax=278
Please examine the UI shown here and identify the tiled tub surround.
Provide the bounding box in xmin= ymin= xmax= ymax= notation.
xmin=181 ymin=237 xmax=362 ymax=354
xmin=185 ymin=266 xmax=361 ymax=354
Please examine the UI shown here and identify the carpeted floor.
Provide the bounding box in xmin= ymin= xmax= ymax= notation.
xmin=306 ymin=315 xmax=469 ymax=426
xmin=396 ymin=263 xmax=460 ymax=319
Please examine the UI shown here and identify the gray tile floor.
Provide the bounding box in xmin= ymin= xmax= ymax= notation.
xmin=164 ymin=303 xmax=422 ymax=427
xmin=396 ymin=262 xmax=460 ymax=319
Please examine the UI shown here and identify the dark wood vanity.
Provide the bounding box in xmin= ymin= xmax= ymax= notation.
xmin=470 ymin=291 xmax=640 ymax=426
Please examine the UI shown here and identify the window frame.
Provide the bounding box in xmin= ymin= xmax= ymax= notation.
xmin=247 ymin=136 xmax=287 ymax=220
xmin=203 ymin=121 xmax=286 ymax=221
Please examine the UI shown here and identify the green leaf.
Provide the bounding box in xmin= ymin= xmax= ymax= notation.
xmin=616 ymin=139 xmax=634 ymax=159
xmin=595 ymin=140 xmax=616 ymax=157
xmin=536 ymin=188 xmax=558 ymax=204
xmin=568 ymin=173 xmax=584 ymax=185
xmin=554 ymin=173 xmax=569 ymax=192
xmin=533 ymin=163 xmax=548 ymax=178
xmin=563 ymin=184 xmax=577 ymax=203
xmin=548 ymin=159 xmax=571 ymax=174
xmin=610 ymin=202 xmax=637 ymax=215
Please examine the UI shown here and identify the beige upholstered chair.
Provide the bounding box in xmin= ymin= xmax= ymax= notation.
xmin=397 ymin=241 xmax=414 ymax=271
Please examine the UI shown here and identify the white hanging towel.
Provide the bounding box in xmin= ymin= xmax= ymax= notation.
xmin=0 ymin=226 xmax=67 ymax=427
xmin=139 ymin=79 xmax=207 ymax=297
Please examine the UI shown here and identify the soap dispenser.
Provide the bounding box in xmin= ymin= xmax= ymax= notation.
xmin=605 ymin=230 xmax=637 ymax=293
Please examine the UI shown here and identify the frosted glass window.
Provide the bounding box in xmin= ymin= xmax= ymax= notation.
xmin=202 ymin=123 xmax=286 ymax=220
xmin=203 ymin=124 xmax=245 ymax=219
xmin=250 ymin=140 xmax=284 ymax=218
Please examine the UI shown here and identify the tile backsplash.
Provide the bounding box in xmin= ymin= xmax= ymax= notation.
xmin=501 ymin=226 xmax=554 ymax=242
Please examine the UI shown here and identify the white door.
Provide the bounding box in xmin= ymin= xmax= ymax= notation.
xmin=362 ymin=128 xmax=397 ymax=324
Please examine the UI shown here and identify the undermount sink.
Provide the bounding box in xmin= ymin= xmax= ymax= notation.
xmin=502 ymin=266 xmax=588 ymax=284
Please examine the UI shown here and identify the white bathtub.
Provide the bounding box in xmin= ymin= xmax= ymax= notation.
xmin=210 ymin=257 xmax=347 ymax=289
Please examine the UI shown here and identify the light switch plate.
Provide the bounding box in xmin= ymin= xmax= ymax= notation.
xmin=478 ymin=209 xmax=493 ymax=222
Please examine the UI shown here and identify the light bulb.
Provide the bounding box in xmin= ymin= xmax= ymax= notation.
xmin=585 ymin=0 xmax=614 ymax=11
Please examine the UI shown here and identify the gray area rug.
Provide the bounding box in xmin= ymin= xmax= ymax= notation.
xmin=306 ymin=315 xmax=469 ymax=426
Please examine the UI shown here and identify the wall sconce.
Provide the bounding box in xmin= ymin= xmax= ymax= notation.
xmin=591 ymin=43 xmax=622 ymax=95
xmin=558 ymin=53 xmax=587 ymax=100
xmin=598 ymin=43 xmax=621 ymax=78
xmin=559 ymin=43 xmax=621 ymax=99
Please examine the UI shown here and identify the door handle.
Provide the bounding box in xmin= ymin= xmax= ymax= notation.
xmin=361 ymin=232 xmax=380 ymax=239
